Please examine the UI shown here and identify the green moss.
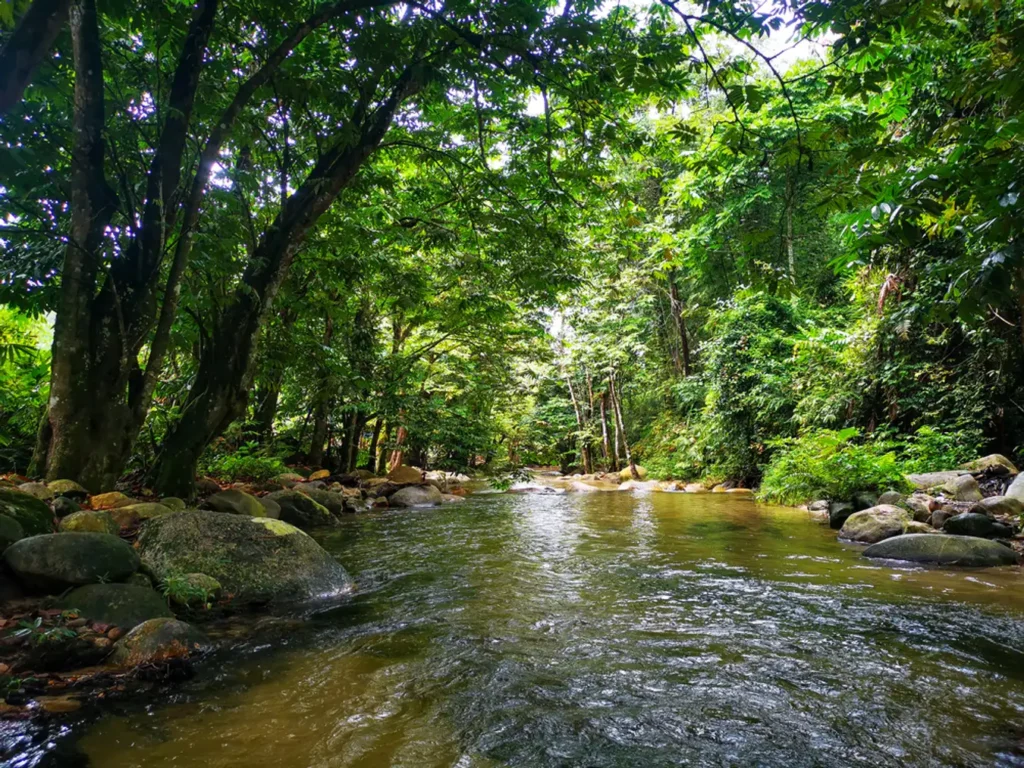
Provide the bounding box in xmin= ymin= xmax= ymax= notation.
xmin=251 ymin=517 xmax=305 ymax=537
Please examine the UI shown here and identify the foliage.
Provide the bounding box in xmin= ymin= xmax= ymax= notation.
xmin=897 ymin=426 xmax=985 ymax=475
xmin=160 ymin=575 xmax=215 ymax=611
xmin=0 ymin=308 xmax=49 ymax=472
xmin=759 ymin=429 xmax=910 ymax=506
xmin=200 ymin=442 xmax=286 ymax=483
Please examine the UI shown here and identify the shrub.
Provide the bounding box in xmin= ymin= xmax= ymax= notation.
xmin=759 ymin=428 xmax=910 ymax=505
xmin=897 ymin=425 xmax=984 ymax=473
xmin=201 ymin=442 xmax=286 ymax=482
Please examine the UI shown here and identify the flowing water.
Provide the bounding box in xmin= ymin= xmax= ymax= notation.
xmin=17 ymin=490 xmax=1024 ymax=766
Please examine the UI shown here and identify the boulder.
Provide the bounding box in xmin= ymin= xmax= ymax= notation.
xmin=942 ymin=512 xmax=1014 ymax=539
xmin=0 ymin=515 xmax=24 ymax=552
xmin=852 ymin=491 xmax=879 ymax=511
xmin=4 ymin=533 xmax=139 ymax=591
xmin=265 ymin=490 xmax=335 ymax=529
xmin=61 ymin=583 xmax=172 ymax=631
xmin=942 ymin=474 xmax=983 ymax=502
xmin=930 ymin=508 xmax=956 ymax=530
xmin=160 ymin=497 xmax=187 ymax=511
xmin=960 ymin=454 xmax=1019 ymax=475
xmin=273 ymin=472 xmax=305 ymax=488
xmin=47 ymin=480 xmax=89 ymax=500
xmin=18 ymin=482 xmax=53 ymax=501
xmin=387 ymin=465 xmax=424 ymax=484
xmin=839 ymin=505 xmax=912 ymax=544
xmin=828 ymin=500 xmax=855 ymax=530
xmin=902 ymin=494 xmax=933 ymax=523
xmin=108 ymin=506 xmax=143 ymax=529
xmin=906 ymin=471 xmax=970 ymax=491
xmin=877 ymin=490 xmax=904 ymax=506
xmin=164 ymin=573 xmax=223 ymax=609
xmin=51 ymin=497 xmax=81 ymax=518
xmin=204 ymin=489 xmax=265 ymax=517
xmin=389 ymin=485 xmax=443 ymax=508
xmin=0 ymin=489 xmax=53 ymax=535
xmin=137 ymin=511 xmax=353 ymax=605
xmin=308 ymin=469 xmax=330 ymax=481
xmin=295 ymin=487 xmax=346 ymax=516
xmin=109 ymin=618 xmax=210 ymax=668
xmin=904 ymin=521 xmax=934 ymax=534
xmin=807 ymin=500 xmax=829 ymax=512
xmin=863 ymin=534 xmax=1020 ymax=567
xmin=1005 ymin=473 xmax=1024 ymax=503
xmin=118 ymin=503 xmax=174 ymax=521
xmin=970 ymin=496 xmax=1024 ymax=518
xmin=58 ymin=510 xmax=119 ymax=535
xmin=618 ymin=466 xmax=649 ymax=482
xmin=195 ymin=477 xmax=221 ymax=495
xmin=440 ymin=494 xmax=466 ymax=504
xmin=257 ymin=496 xmax=281 ymax=518
xmin=89 ymin=491 xmax=135 ymax=510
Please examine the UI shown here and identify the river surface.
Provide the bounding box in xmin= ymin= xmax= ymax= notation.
xmin=18 ymin=490 xmax=1024 ymax=767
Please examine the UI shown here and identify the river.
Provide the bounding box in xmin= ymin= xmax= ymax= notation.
xmin=12 ymin=489 xmax=1024 ymax=766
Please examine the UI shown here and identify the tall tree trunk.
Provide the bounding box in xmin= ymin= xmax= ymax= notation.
xmin=785 ymin=173 xmax=796 ymax=283
xmin=345 ymin=410 xmax=364 ymax=471
xmin=375 ymin=422 xmax=390 ymax=475
xmin=366 ymin=418 xmax=383 ymax=471
xmin=599 ymin=391 xmax=613 ymax=468
xmin=668 ymin=274 xmax=691 ymax=377
xmin=152 ymin=63 xmax=430 ymax=497
xmin=389 ymin=423 xmax=408 ymax=471
xmin=0 ymin=0 xmax=72 ymax=115
xmin=250 ymin=381 xmax=282 ymax=444
xmin=308 ymin=401 xmax=330 ymax=466
xmin=565 ymin=373 xmax=592 ymax=474
xmin=609 ymin=371 xmax=637 ymax=479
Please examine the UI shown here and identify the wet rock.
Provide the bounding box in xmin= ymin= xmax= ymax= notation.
xmin=295 ymin=487 xmax=346 ymax=516
xmin=137 ymin=511 xmax=354 ymax=605
xmin=61 ymin=583 xmax=172 ymax=631
xmin=507 ymin=483 xmax=563 ymax=495
xmin=839 ymin=505 xmax=912 ymax=544
xmin=726 ymin=488 xmax=754 ymax=496
xmin=265 ymin=491 xmax=335 ymax=529
xmin=807 ymin=500 xmax=829 ymax=512
xmin=440 ymin=494 xmax=466 ymax=504
xmin=297 ymin=480 xmax=326 ymax=492
xmin=904 ymin=521 xmax=934 ymax=534
xmin=0 ymin=489 xmax=53 ymax=535
xmin=89 ymin=492 xmax=136 ymax=510
xmin=109 ymin=618 xmax=210 ymax=668
xmin=160 ymin=497 xmax=186 ymax=511
xmin=1004 ymin=473 xmax=1024 ymax=503
xmin=618 ymin=466 xmax=649 ymax=482
xmin=0 ymin=513 xmax=24 ymax=555
xmin=877 ymin=490 xmax=904 ymax=506
xmin=960 ymin=454 xmax=1019 ymax=475
xmin=906 ymin=471 xmax=970 ymax=491
xmin=108 ymin=507 xmax=143 ymax=530
xmin=387 ymin=465 xmax=424 ymax=484
xmin=942 ymin=512 xmax=1014 ymax=539
xmin=3 ymin=533 xmax=139 ymax=591
xmin=969 ymin=496 xmax=1024 ymax=518
xmin=204 ymin=489 xmax=265 ymax=517
xmin=58 ymin=510 xmax=119 ymax=535
xmin=902 ymin=494 xmax=933 ymax=523
xmin=51 ymin=497 xmax=81 ymax=518
xmin=273 ymin=473 xmax=305 ymax=488
xmin=47 ymin=480 xmax=89 ymax=500
xmin=942 ymin=474 xmax=983 ymax=503
xmin=569 ymin=481 xmax=602 ymax=493
xmin=863 ymin=534 xmax=1020 ymax=567
xmin=18 ymin=482 xmax=53 ymax=501
xmin=930 ymin=507 xmax=956 ymax=530
xmin=828 ymin=500 xmax=855 ymax=530
xmin=389 ymin=485 xmax=443 ymax=508
xmin=118 ymin=503 xmax=174 ymax=521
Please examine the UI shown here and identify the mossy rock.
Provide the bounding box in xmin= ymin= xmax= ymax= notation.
xmin=58 ymin=509 xmax=119 ymax=535
xmin=89 ymin=492 xmax=136 ymax=510
xmin=165 ymin=573 xmax=222 ymax=609
xmin=389 ymin=485 xmax=443 ymax=507
xmin=618 ymin=465 xmax=649 ymax=482
xmin=61 ymin=583 xmax=172 ymax=631
xmin=18 ymin=482 xmax=53 ymax=501
xmin=137 ymin=511 xmax=354 ymax=606
xmin=294 ymin=487 xmax=346 ymax=516
xmin=51 ymin=497 xmax=81 ymax=518
xmin=971 ymin=496 xmax=1024 ymax=518
xmin=941 ymin=474 xmax=983 ymax=503
xmin=160 ymin=497 xmax=187 ymax=511
xmin=3 ymin=532 xmax=140 ymax=591
xmin=204 ymin=489 xmax=265 ymax=517
xmin=839 ymin=505 xmax=912 ymax=544
xmin=47 ymin=479 xmax=89 ymax=500
xmin=0 ymin=514 xmax=24 ymax=552
xmin=308 ymin=469 xmax=330 ymax=481
xmin=119 ymin=503 xmax=174 ymax=520
xmin=109 ymin=618 xmax=210 ymax=668
xmin=257 ymin=496 xmax=281 ymax=519
xmin=0 ymin=488 xmax=53 ymax=536
xmin=265 ymin=490 xmax=335 ymax=529
xmin=387 ymin=465 xmax=423 ymax=484
xmin=960 ymin=454 xmax=1019 ymax=475
xmin=863 ymin=534 xmax=1020 ymax=567
xmin=273 ymin=473 xmax=306 ymax=488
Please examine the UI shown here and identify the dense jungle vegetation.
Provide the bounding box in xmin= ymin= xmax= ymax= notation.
xmin=1 ymin=0 xmax=1023 ymax=503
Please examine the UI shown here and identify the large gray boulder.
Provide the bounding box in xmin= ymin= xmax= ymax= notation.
xmin=136 ymin=511 xmax=353 ymax=606
xmin=1006 ymin=473 xmax=1024 ymax=503
xmin=941 ymin=474 xmax=983 ymax=502
xmin=960 ymin=454 xmax=1019 ymax=475
xmin=3 ymin=532 xmax=139 ymax=591
xmin=295 ymin=487 xmax=346 ymax=516
xmin=971 ymin=496 xmax=1024 ymax=517
xmin=839 ymin=505 xmax=912 ymax=544
xmin=906 ymin=471 xmax=970 ymax=491
xmin=863 ymin=534 xmax=1020 ymax=567
xmin=265 ymin=490 xmax=335 ymax=529
xmin=61 ymin=583 xmax=172 ymax=631
xmin=0 ymin=514 xmax=24 ymax=553
xmin=0 ymin=488 xmax=53 ymax=535
xmin=389 ymin=485 xmax=443 ymax=508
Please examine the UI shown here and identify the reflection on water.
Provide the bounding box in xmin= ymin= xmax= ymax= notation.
xmin=60 ymin=493 xmax=1024 ymax=766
